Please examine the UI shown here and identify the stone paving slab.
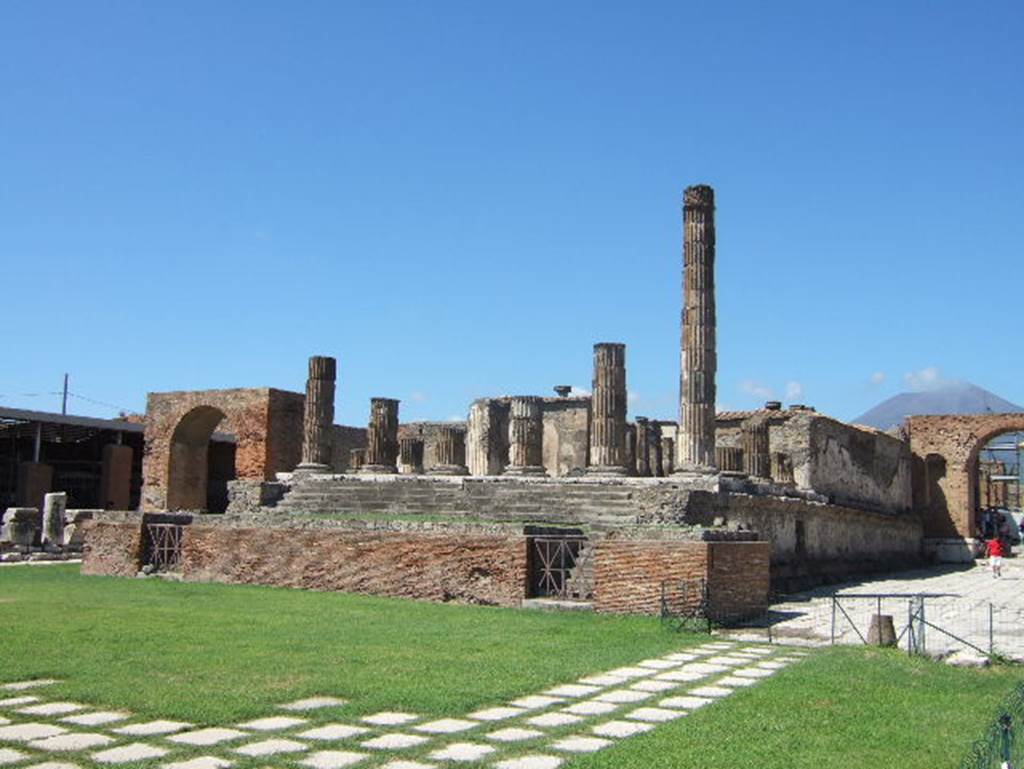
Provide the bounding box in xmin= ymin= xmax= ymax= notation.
xmin=485 ymin=727 xmax=544 ymax=743
xmin=465 ymin=707 xmax=524 ymax=722
xmin=378 ymin=761 xmax=435 ymax=769
xmin=590 ymin=720 xmax=654 ymax=738
xmin=577 ymin=674 xmax=628 ymax=687
xmin=732 ymin=668 xmax=774 ymax=679
xmin=525 ymin=712 xmax=581 ymax=728
xmin=61 ymin=711 xmax=129 ymax=726
xmin=636 ymin=659 xmax=679 ymax=671
xmin=167 ymin=728 xmax=248 ymax=746
xmin=92 ymin=742 xmax=170 ymax=763
xmin=360 ymin=734 xmax=428 ymax=750
xmin=16 ymin=704 xmax=86 ymax=717
xmin=592 ymin=689 xmax=652 ymax=704
xmin=0 ymin=719 xmax=7 ymax=727
xmin=234 ymin=738 xmax=308 ymax=756
xmin=1 ymin=681 xmax=59 ymax=692
xmin=507 ymin=696 xmax=561 ymax=711
xmin=550 ymin=735 xmax=612 ymax=753
xmin=0 ymin=697 xmax=39 ymax=708
xmin=163 ymin=757 xmax=233 ymax=769
xmin=0 ymin=748 xmax=28 ymax=766
xmin=561 ymin=701 xmax=618 ymax=717
xmin=113 ymin=720 xmax=191 ymax=736
xmin=688 ymin=686 xmax=732 ymax=698
xmin=604 ymin=667 xmax=651 ymax=679
xmin=0 ymin=723 xmax=67 ymax=742
xmin=21 ymin=763 xmax=81 ymax=769
xmin=361 ymin=712 xmax=419 ymax=727
xmin=299 ymin=750 xmax=368 ymax=769
xmin=543 ymin=685 xmax=599 ymax=699
xmin=624 ymin=706 xmax=685 ymax=723
xmin=427 ymin=742 xmax=496 ymax=762
xmin=280 ymin=697 xmax=347 ymax=712
xmin=629 ymin=680 xmax=677 ymax=693
xmin=297 ymin=724 xmax=370 ymax=741
xmin=413 ymin=718 xmax=477 ymax=735
xmin=236 ymin=716 xmax=307 ymax=731
xmin=717 ymin=676 xmax=758 ymax=688
xmin=659 ymin=695 xmax=712 ymax=710
xmin=29 ymin=732 xmax=114 ymax=751
xmin=652 ymin=669 xmax=707 ymax=683
xmin=664 ymin=653 xmax=701 ymax=662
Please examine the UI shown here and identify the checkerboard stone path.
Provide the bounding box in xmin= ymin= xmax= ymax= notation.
xmin=0 ymin=641 xmax=807 ymax=769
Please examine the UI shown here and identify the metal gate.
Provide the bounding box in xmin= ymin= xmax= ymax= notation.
xmin=528 ymin=535 xmax=589 ymax=599
xmin=142 ymin=523 xmax=183 ymax=571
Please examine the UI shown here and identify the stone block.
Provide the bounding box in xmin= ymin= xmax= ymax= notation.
xmin=1 ymin=508 xmax=40 ymax=548
xmin=42 ymin=493 xmax=67 ymax=548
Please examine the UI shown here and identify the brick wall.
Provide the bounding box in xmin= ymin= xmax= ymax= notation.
xmin=592 ymin=538 xmax=769 ymax=619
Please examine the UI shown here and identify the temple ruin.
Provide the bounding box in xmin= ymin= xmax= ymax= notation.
xmin=6 ymin=183 xmax=1011 ymax=614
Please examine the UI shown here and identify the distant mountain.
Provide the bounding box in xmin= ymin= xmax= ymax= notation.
xmin=853 ymin=382 xmax=1024 ymax=431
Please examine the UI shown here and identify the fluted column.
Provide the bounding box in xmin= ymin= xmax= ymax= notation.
xmin=716 ymin=446 xmax=745 ymax=475
xmin=660 ymin=437 xmax=675 ymax=476
xmin=297 ymin=355 xmax=336 ymax=472
xmin=624 ymin=423 xmax=637 ymax=476
xmin=504 ymin=396 xmax=546 ymax=476
xmin=741 ymin=416 xmax=770 ymax=479
xmin=587 ymin=342 xmax=628 ymax=475
xmin=360 ymin=398 xmax=399 ymax=473
xmin=635 ymin=417 xmax=652 ymax=477
xmin=676 ymin=184 xmax=717 ymax=473
xmin=349 ymin=448 xmax=365 ymax=472
xmin=399 ymin=437 xmax=425 ymax=475
xmin=467 ymin=399 xmax=505 ymax=475
xmin=431 ymin=426 xmax=469 ymax=475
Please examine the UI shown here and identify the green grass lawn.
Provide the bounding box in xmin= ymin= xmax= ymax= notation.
xmin=1 ymin=564 xmax=1020 ymax=769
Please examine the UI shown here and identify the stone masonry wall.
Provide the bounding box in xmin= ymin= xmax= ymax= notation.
xmin=907 ymin=413 xmax=1024 ymax=539
xmin=79 ymin=519 xmax=143 ymax=577
xmin=541 ymin=398 xmax=590 ymax=477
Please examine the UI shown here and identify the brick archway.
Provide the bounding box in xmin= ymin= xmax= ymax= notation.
xmin=908 ymin=413 xmax=1024 ymax=539
xmin=142 ymin=388 xmax=305 ymax=512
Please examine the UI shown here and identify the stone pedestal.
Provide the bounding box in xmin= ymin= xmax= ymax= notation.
xmin=504 ymin=397 xmax=546 ymax=476
xmin=587 ymin=343 xmax=628 ymax=476
xmin=399 ymin=437 xmax=425 ymax=475
xmin=715 ymin=446 xmax=746 ymax=476
xmin=676 ymin=184 xmax=717 ymax=474
xmin=661 ymin=437 xmax=675 ymax=476
xmin=742 ymin=417 xmax=770 ymax=479
xmin=41 ymin=492 xmax=66 ymax=549
xmin=349 ymin=448 xmax=366 ymax=473
xmin=867 ymin=614 xmax=897 ymax=647
xmin=296 ymin=356 xmax=337 ymax=474
xmin=360 ymin=398 xmax=400 ymax=474
xmin=100 ymin=444 xmax=133 ymax=510
xmin=430 ymin=426 xmax=469 ymax=475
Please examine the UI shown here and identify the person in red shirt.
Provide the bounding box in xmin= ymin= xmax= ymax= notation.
xmin=986 ymin=537 xmax=1004 ymax=578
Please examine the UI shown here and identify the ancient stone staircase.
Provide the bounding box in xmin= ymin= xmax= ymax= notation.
xmin=272 ymin=476 xmax=641 ymax=528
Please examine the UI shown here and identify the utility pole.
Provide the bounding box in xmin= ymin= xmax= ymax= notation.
xmin=61 ymin=373 xmax=69 ymax=415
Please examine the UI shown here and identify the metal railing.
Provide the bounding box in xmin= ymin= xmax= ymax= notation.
xmin=961 ymin=683 xmax=1024 ymax=769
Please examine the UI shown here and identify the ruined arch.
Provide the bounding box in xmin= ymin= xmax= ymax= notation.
xmin=965 ymin=421 xmax=1024 ymax=535
xmin=166 ymin=405 xmax=229 ymax=512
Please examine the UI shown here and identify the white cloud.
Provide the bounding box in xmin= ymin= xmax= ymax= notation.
xmin=739 ymin=380 xmax=774 ymax=400
xmin=870 ymin=371 xmax=886 ymax=385
xmin=904 ymin=366 xmax=944 ymax=391
xmin=784 ymin=380 xmax=804 ymax=401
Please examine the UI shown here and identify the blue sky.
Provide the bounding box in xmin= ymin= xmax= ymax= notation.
xmin=2 ymin=1 xmax=1022 ymax=426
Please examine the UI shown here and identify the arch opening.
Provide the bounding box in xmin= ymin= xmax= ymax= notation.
xmin=973 ymin=429 xmax=1023 ymax=545
xmin=166 ymin=405 xmax=236 ymax=512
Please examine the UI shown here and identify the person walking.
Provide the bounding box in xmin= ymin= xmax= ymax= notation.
xmin=986 ymin=535 xmax=1004 ymax=578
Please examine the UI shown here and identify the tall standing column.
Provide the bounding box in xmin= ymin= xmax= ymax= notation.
xmin=297 ymin=355 xmax=336 ymax=472
xmin=635 ymin=417 xmax=652 ymax=477
xmin=624 ymin=423 xmax=637 ymax=476
xmin=587 ymin=342 xmax=628 ymax=475
xmin=431 ymin=426 xmax=469 ymax=475
xmin=676 ymin=184 xmax=718 ymax=473
xmin=504 ymin=397 xmax=546 ymax=476
xmin=360 ymin=398 xmax=399 ymax=473
xmin=741 ymin=416 xmax=770 ymax=479
xmin=660 ymin=437 xmax=675 ymax=476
